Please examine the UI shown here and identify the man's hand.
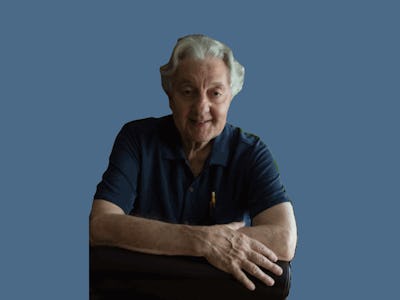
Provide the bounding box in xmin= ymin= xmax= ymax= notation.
xmin=91 ymin=200 xmax=294 ymax=291
xmin=201 ymin=222 xmax=283 ymax=291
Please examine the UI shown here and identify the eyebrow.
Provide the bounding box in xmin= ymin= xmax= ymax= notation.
xmin=209 ymin=82 xmax=227 ymax=88
xmin=176 ymin=81 xmax=227 ymax=89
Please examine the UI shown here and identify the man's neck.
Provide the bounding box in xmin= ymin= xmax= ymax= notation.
xmin=183 ymin=141 xmax=213 ymax=177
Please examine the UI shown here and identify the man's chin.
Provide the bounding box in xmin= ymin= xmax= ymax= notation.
xmin=189 ymin=133 xmax=214 ymax=145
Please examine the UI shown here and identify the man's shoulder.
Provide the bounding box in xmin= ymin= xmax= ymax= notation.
xmin=226 ymin=123 xmax=264 ymax=148
xmin=123 ymin=115 xmax=171 ymax=132
xmin=123 ymin=116 xmax=171 ymax=129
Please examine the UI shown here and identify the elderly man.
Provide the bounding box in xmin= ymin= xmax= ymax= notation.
xmin=90 ymin=34 xmax=297 ymax=294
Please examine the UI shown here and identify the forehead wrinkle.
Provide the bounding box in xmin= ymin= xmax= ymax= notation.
xmin=173 ymin=57 xmax=230 ymax=90
xmin=174 ymin=71 xmax=229 ymax=90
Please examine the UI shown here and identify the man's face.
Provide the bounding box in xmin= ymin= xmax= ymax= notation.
xmin=169 ymin=57 xmax=233 ymax=147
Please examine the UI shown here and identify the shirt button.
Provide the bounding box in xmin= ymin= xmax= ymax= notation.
xmin=189 ymin=186 xmax=194 ymax=192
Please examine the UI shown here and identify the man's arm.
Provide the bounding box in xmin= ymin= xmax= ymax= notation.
xmin=239 ymin=202 xmax=297 ymax=261
xmin=90 ymin=199 xmax=283 ymax=291
xmin=90 ymin=199 xmax=205 ymax=256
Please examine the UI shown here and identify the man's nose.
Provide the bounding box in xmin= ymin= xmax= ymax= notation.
xmin=192 ymin=92 xmax=210 ymax=115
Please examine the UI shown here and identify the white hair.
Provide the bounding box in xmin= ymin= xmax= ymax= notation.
xmin=160 ymin=34 xmax=245 ymax=97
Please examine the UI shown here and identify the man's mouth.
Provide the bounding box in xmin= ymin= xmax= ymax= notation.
xmin=190 ymin=119 xmax=211 ymax=126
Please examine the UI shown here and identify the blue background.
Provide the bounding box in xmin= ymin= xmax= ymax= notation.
xmin=1 ymin=1 xmax=399 ymax=299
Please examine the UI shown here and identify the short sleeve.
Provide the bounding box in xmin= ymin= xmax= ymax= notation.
xmin=246 ymin=140 xmax=290 ymax=219
xmin=93 ymin=124 xmax=140 ymax=214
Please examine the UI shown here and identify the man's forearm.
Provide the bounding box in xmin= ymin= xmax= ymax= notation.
xmin=90 ymin=214 xmax=207 ymax=257
xmin=90 ymin=211 xmax=285 ymax=291
xmin=238 ymin=225 xmax=297 ymax=261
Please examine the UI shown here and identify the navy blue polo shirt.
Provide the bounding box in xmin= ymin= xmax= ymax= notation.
xmin=94 ymin=115 xmax=290 ymax=225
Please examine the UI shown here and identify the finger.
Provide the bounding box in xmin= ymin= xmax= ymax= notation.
xmin=242 ymin=260 xmax=275 ymax=287
xmin=251 ymin=240 xmax=279 ymax=262
xmin=232 ymin=268 xmax=256 ymax=291
xmin=249 ymin=251 xmax=283 ymax=276
xmin=225 ymin=221 xmax=245 ymax=231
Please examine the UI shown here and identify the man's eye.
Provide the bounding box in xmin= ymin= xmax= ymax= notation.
xmin=182 ymin=89 xmax=192 ymax=96
xmin=211 ymin=91 xmax=223 ymax=98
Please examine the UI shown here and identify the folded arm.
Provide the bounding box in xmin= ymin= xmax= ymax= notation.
xmin=90 ymin=199 xmax=203 ymax=256
xmin=239 ymin=202 xmax=297 ymax=261
xmin=90 ymin=199 xmax=285 ymax=291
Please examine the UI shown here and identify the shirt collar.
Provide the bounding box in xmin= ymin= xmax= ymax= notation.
xmin=208 ymin=125 xmax=231 ymax=167
xmin=159 ymin=115 xmax=186 ymax=160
